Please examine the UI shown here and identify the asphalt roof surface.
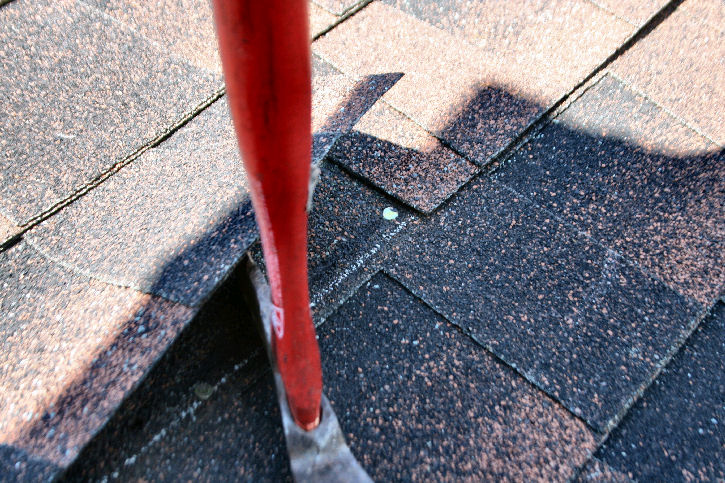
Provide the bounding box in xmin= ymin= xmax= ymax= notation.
xmin=0 ymin=0 xmax=723 ymax=481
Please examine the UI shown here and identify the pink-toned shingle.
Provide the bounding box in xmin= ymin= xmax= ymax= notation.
xmin=0 ymin=242 xmax=193 ymax=470
xmin=611 ymin=6 xmax=725 ymax=144
xmin=330 ymin=101 xmax=477 ymax=212
xmin=0 ymin=0 xmax=220 ymax=226
xmin=589 ymin=0 xmax=669 ymax=25
xmin=314 ymin=1 xmax=632 ymax=165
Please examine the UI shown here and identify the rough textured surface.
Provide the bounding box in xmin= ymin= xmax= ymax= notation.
xmin=62 ymin=160 xmax=415 ymax=479
xmin=386 ymin=179 xmax=700 ymax=431
xmin=611 ymin=5 xmax=725 ymax=144
xmin=312 ymin=69 xmax=403 ymax=134
xmin=86 ymin=0 xmax=337 ymax=74
xmin=269 ymin=162 xmax=414 ymax=322
xmin=575 ymin=457 xmax=633 ymax=482
xmin=313 ymin=0 xmax=365 ymax=16
xmin=498 ymin=75 xmax=724 ymax=305
xmin=319 ymin=273 xmax=596 ymax=481
xmin=0 ymin=242 xmax=193 ymax=478
xmin=2 ymin=0 xmax=723 ymax=479
xmin=679 ymin=0 xmax=725 ymax=35
xmin=26 ymin=99 xmax=256 ymax=307
xmin=69 ymin=368 xmax=290 ymax=482
xmin=330 ymin=101 xmax=478 ymax=212
xmin=64 ymin=271 xmax=596 ymax=482
xmin=0 ymin=214 xmax=20 ymax=245
xmin=315 ymin=1 xmax=631 ymax=164
xmin=597 ymin=303 xmax=725 ymax=482
xmin=309 ymin=1 xmax=338 ymax=35
xmin=0 ymin=0 xmax=220 ymax=226
xmin=312 ymin=58 xmax=403 ymax=161
xmin=83 ymin=0 xmax=221 ymax=72
xmin=591 ymin=0 xmax=669 ymax=25
xmin=25 ymin=60 xmax=399 ymax=307
xmin=61 ymin=269 xmax=277 ymax=482
xmin=384 ymin=0 xmax=632 ymax=101
xmin=314 ymin=2 xmax=542 ymax=165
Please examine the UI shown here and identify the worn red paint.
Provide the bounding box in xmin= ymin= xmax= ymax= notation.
xmin=212 ymin=0 xmax=322 ymax=430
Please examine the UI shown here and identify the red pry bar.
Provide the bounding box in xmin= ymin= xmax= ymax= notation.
xmin=212 ymin=0 xmax=323 ymax=430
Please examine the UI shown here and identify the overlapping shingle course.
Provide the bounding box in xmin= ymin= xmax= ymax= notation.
xmin=1 ymin=0 xmax=722 ymax=480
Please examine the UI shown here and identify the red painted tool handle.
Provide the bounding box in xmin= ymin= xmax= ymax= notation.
xmin=212 ymin=0 xmax=322 ymax=430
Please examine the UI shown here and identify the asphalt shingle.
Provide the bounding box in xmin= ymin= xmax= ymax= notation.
xmin=319 ymin=273 xmax=596 ymax=481
xmin=679 ymin=0 xmax=725 ymax=35
xmin=61 ymin=270 xmax=276 ymax=482
xmin=329 ymin=101 xmax=478 ymax=213
xmin=0 ymin=214 xmax=20 ymax=246
xmin=309 ymin=2 xmax=338 ymax=35
xmin=575 ymin=457 xmax=633 ymax=482
xmin=386 ymin=179 xmax=700 ymax=431
xmin=26 ymin=60 xmax=393 ymax=308
xmin=611 ymin=5 xmax=725 ymax=144
xmin=0 ymin=242 xmax=193 ymax=479
xmin=1 ymin=0 xmax=722 ymax=480
xmin=314 ymin=1 xmax=632 ymax=165
xmin=591 ymin=0 xmax=669 ymax=25
xmin=0 ymin=0 xmax=220 ymax=226
xmin=287 ymin=162 xmax=413 ymax=322
xmin=26 ymin=99 xmax=256 ymax=307
xmin=66 ymin=271 xmax=597 ymax=481
xmin=313 ymin=0 xmax=367 ymax=16
xmin=596 ymin=303 xmax=725 ymax=481
xmin=84 ymin=0 xmax=221 ymax=72
xmin=383 ymin=0 xmax=633 ymax=100
xmin=497 ymin=74 xmax=724 ymax=305
xmin=313 ymin=2 xmax=541 ymax=166
xmin=72 ymin=367 xmax=291 ymax=482
xmin=85 ymin=0 xmax=338 ymax=74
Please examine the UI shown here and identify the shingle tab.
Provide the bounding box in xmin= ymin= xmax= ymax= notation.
xmin=0 ymin=242 xmax=193 ymax=477
xmin=597 ymin=303 xmax=725 ymax=481
xmin=611 ymin=6 xmax=725 ymax=144
xmin=61 ymin=271 xmax=277 ymax=481
xmin=330 ymin=101 xmax=478 ymax=212
xmin=26 ymin=99 xmax=256 ymax=307
xmin=497 ymin=74 xmax=724 ymax=305
xmin=70 ymin=271 xmax=596 ymax=481
xmin=314 ymin=1 xmax=632 ymax=165
xmin=83 ymin=0 xmax=221 ymax=72
xmin=319 ymin=273 xmax=595 ymax=481
xmin=26 ymin=63 xmax=399 ymax=307
xmin=386 ymin=179 xmax=700 ymax=431
xmin=0 ymin=0 xmax=220 ymax=226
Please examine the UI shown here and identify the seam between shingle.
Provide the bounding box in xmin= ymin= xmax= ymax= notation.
xmin=22 ymin=237 xmax=194 ymax=309
xmin=8 ymin=0 xmax=372 ymax=247
xmin=605 ymin=70 xmax=722 ymax=147
xmin=312 ymin=0 xmax=376 ymax=41
xmin=314 ymin=0 xmax=691 ymax=199
xmin=93 ymin=348 xmax=268 ymax=480
xmin=583 ymin=0 xmax=638 ymax=27
xmin=16 ymin=86 xmax=226 ymax=233
xmin=491 ymin=181 xmax=713 ymax=432
xmin=567 ymin=455 xmax=637 ymax=483
xmin=573 ymin=301 xmax=721 ymax=483
xmin=379 ymin=268 xmax=604 ymax=435
xmin=494 ymin=173 xmax=704 ymax=310
xmin=312 ymin=0 xmax=372 ymax=18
